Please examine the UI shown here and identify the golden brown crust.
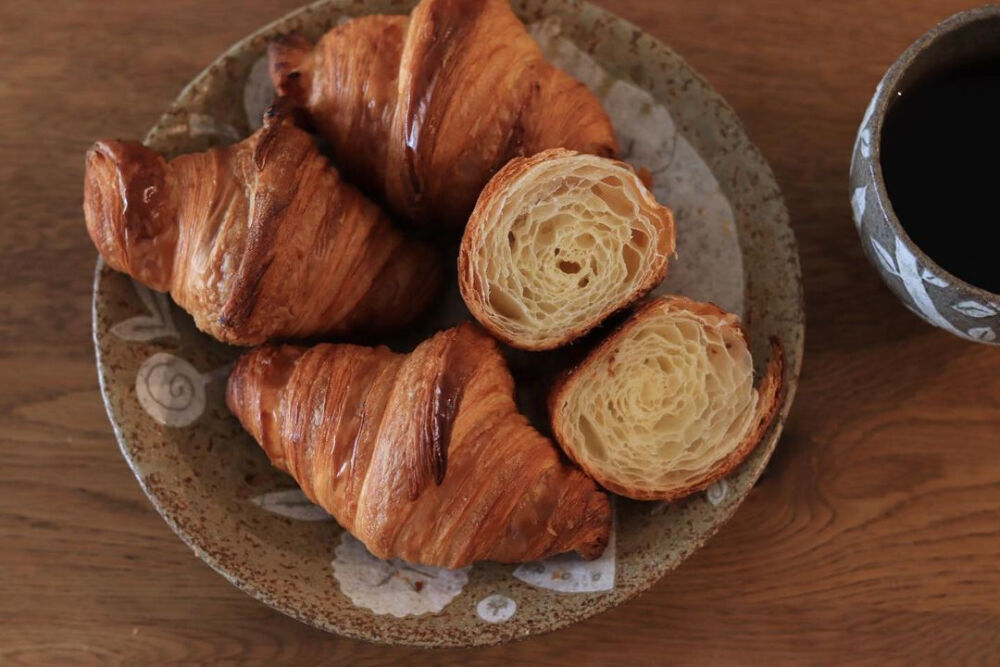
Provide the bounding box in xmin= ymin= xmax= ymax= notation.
xmin=82 ymin=104 xmax=443 ymax=346
xmin=458 ymin=149 xmax=675 ymax=350
xmin=84 ymin=140 xmax=177 ymax=291
xmin=227 ymin=323 xmax=611 ymax=568
xmin=549 ymin=296 xmax=784 ymax=502
xmin=269 ymin=0 xmax=619 ymax=229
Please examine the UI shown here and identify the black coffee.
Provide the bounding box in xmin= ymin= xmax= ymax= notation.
xmin=880 ymin=62 xmax=1000 ymax=293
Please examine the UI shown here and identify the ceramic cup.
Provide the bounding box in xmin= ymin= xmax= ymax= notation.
xmin=850 ymin=6 xmax=1000 ymax=345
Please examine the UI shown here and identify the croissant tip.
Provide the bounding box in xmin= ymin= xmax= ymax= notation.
xmin=84 ymin=138 xmax=175 ymax=286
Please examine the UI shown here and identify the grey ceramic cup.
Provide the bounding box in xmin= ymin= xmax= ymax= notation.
xmin=850 ymin=6 xmax=1000 ymax=345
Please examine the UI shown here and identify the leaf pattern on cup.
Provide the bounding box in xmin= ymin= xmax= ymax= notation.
xmin=870 ymin=238 xmax=898 ymax=276
xmin=869 ymin=237 xmax=974 ymax=338
xmin=892 ymin=237 xmax=966 ymax=337
xmin=968 ymin=327 xmax=997 ymax=342
xmin=859 ymin=128 xmax=872 ymax=159
xmin=851 ymin=186 xmax=867 ymax=228
xmin=919 ymin=268 xmax=949 ymax=288
xmin=951 ymin=300 xmax=998 ymax=318
xmin=851 ymin=77 xmax=884 ymax=173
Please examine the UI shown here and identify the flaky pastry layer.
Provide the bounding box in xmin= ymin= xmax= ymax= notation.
xmin=550 ymin=296 xmax=783 ymax=501
xmin=459 ymin=149 xmax=675 ymax=350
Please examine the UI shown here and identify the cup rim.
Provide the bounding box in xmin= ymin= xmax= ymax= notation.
xmin=869 ymin=3 xmax=1000 ymax=303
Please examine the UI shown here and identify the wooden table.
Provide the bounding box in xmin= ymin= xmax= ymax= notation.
xmin=2 ymin=0 xmax=998 ymax=663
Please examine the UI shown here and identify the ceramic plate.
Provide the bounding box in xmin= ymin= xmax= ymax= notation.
xmin=92 ymin=0 xmax=803 ymax=647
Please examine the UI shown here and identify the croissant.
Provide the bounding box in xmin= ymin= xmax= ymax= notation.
xmin=269 ymin=0 xmax=619 ymax=229
xmin=83 ymin=105 xmax=442 ymax=346
xmin=459 ymin=149 xmax=675 ymax=350
xmin=550 ymin=296 xmax=783 ymax=501
xmin=227 ymin=322 xmax=611 ymax=567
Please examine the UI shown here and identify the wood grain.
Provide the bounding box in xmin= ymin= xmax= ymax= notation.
xmin=1 ymin=0 xmax=998 ymax=664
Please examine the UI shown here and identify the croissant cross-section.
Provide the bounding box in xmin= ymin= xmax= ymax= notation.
xmin=550 ymin=296 xmax=783 ymax=501
xmin=460 ymin=149 xmax=675 ymax=350
xmin=226 ymin=323 xmax=611 ymax=568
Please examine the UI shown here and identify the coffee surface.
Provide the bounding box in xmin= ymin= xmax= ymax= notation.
xmin=881 ymin=63 xmax=1000 ymax=294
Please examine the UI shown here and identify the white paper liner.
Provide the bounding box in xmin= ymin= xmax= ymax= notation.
xmin=528 ymin=18 xmax=745 ymax=317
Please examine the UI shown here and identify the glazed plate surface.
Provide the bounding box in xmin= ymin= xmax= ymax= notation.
xmin=93 ymin=0 xmax=804 ymax=647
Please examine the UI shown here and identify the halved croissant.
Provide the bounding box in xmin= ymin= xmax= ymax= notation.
xmin=549 ymin=296 xmax=783 ymax=501
xmin=459 ymin=149 xmax=675 ymax=350
xmin=83 ymin=105 xmax=442 ymax=346
xmin=227 ymin=322 xmax=610 ymax=568
xmin=269 ymin=0 xmax=619 ymax=229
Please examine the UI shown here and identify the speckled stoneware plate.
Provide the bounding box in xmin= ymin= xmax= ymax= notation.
xmin=92 ymin=0 xmax=804 ymax=647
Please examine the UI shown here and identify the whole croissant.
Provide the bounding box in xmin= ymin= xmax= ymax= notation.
xmin=83 ymin=105 xmax=442 ymax=346
xmin=227 ymin=322 xmax=610 ymax=567
xmin=269 ymin=0 xmax=619 ymax=228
